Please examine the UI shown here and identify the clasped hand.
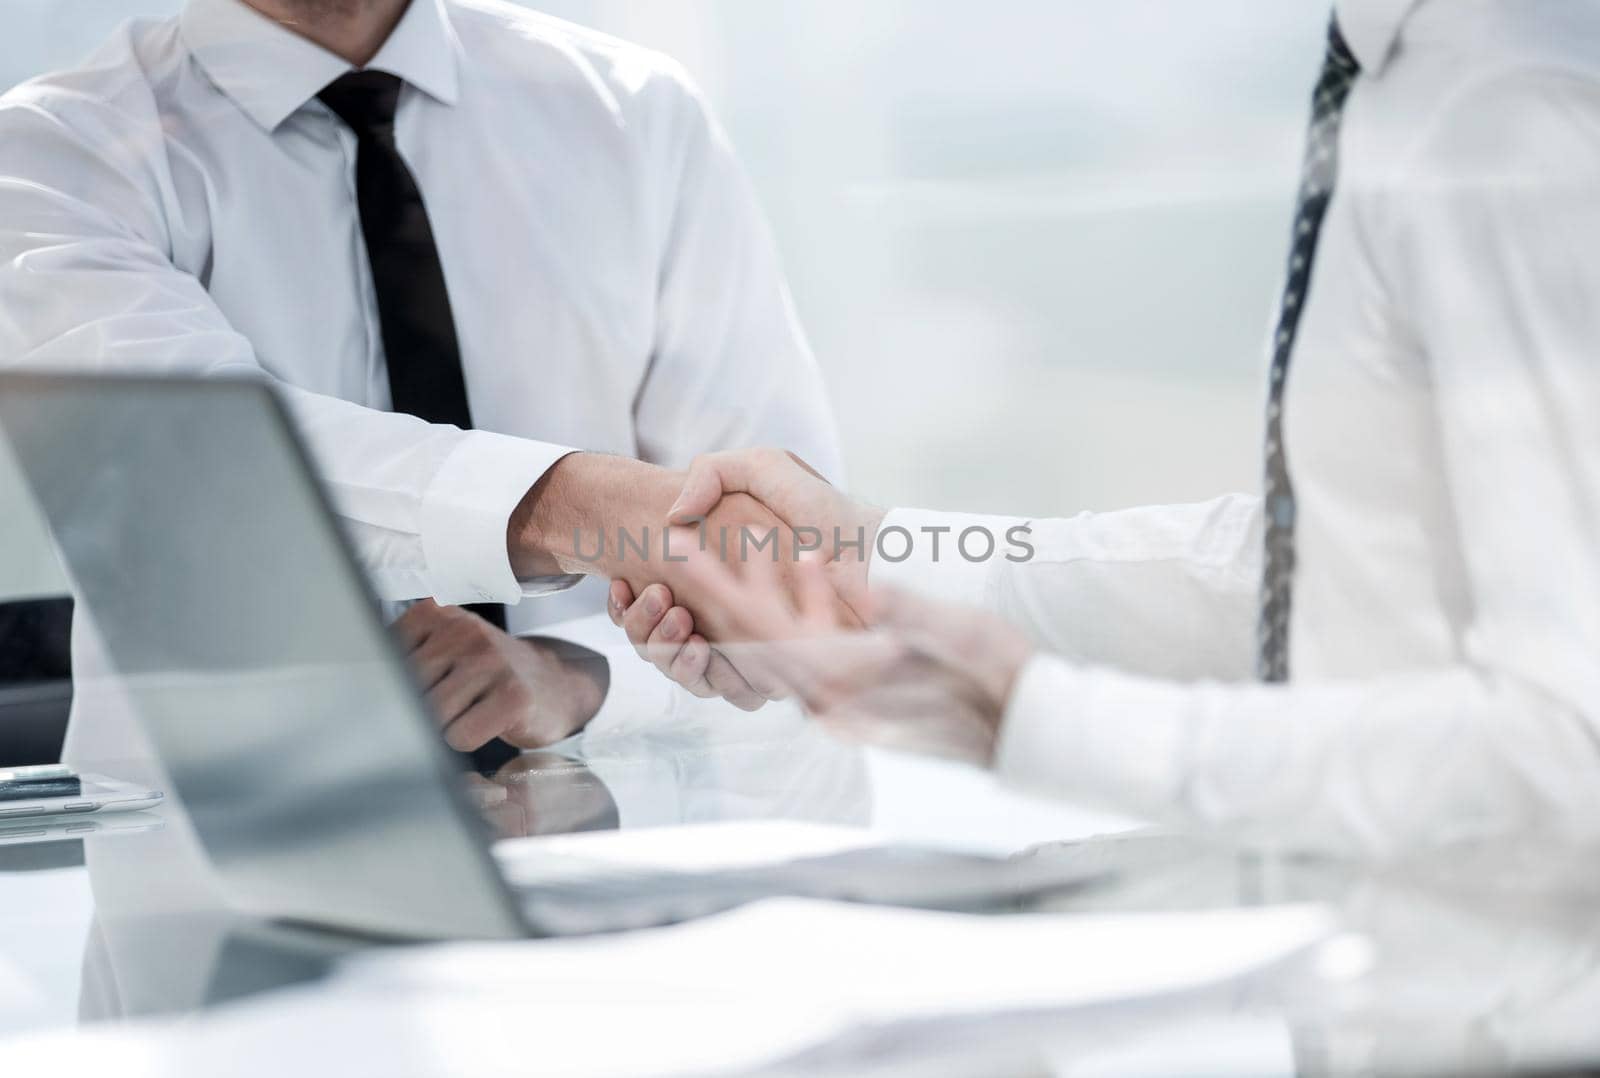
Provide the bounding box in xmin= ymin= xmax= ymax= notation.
xmin=608 ymin=449 xmax=1035 ymax=765
xmin=390 ymin=449 xmax=1035 ymax=767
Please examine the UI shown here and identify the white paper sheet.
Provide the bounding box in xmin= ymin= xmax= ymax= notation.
xmin=344 ymin=899 xmax=1336 ymax=1025
xmin=1 ymin=901 xmax=1337 ymax=1078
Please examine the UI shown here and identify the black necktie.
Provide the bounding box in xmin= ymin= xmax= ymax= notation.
xmin=319 ymin=70 xmax=519 ymax=772
xmin=1257 ymin=18 xmax=1361 ymax=684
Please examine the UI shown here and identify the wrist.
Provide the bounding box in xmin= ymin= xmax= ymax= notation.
xmin=551 ymin=650 xmax=609 ymax=732
xmin=513 ymin=637 xmax=610 ymax=746
xmin=990 ymin=643 xmax=1033 ymax=719
xmin=855 ymin=504 xmax=887 ymax=567
xmin=509 ymin=453 xmax=681 ymax=578
xmin=831 ymin=503 xmax=885 ymax=611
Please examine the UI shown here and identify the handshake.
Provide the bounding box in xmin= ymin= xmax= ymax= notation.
xmin=570 ymin=448 xmax=887 ymax=711
xmin=398 ymin=449 xmax=1035 ymax=768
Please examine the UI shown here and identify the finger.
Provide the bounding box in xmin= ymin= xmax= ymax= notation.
xmin=793 ymin=552 xmax=868 ymax=653
xmin=829 ymin=594 xmax=868 ymax=632
xmin=667 ymin=453 xmax=740 ymax=525
xmin=704 ymin=641 xmax=790 ymax=703
xmin=607 ymin=579 xmax=635 ymax=627
xmin=669 ymin=634 xmax=717 ymax=696
xmin=716 ymin=646 xmax=789 ymax=700
xmin=643 ymin=606 xmax=695 ymax=675
xmin=790 ymin=633 xmax=910 ymax=714
xmin=408 ymin=648 xmax=457 ymax=693
xmin=738 ymin=651 xmax=792 ymax=702
xmin=703 ymin=650 xmax=767 ymax=712
xmin=677 ymin=544 xmax=867 ymax=706
xmin=427 ymin=656 xmax=500 ymax=729
xmin=406 ymin=619 xmax=482 ymax=690
xmin=621 ymin=583 xmax=674 ymax=656
xmin=793 ymin=556 xmax=836 ymax=629
xmin=667 ymin=448 xmax=787 ymax=525
xmin=442 ymin=680 xmax=520 ymax=753
xmin=716 ymin=552 xmax=796 ymax=695
xmin=679 ymin=548 xmax=806 ymax=658
xmin=393 ymin=598 xmax=445 ymax=652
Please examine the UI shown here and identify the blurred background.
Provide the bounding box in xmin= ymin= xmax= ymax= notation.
xmin=0 ymin=1 xmax=1328 ymax=1029
xmin=519 ymin=0 xmax=1324 ymax=516
xmin=1 ymin=0 xmax=1327 ymax=541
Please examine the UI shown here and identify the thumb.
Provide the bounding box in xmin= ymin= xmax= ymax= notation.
xmin=668 ymin=451 xmax=767 ymax=524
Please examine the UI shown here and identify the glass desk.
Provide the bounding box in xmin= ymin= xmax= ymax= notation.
xmin=3 ymin=699 xmax=1598 ymax=1076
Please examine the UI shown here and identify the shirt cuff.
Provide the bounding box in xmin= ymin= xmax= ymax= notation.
xmin=868 ymin=507 xmax=1030 ymax=609
xmin=993 ymin=654 xmax=1182 ymax=821
xmin=419 ymin=433 xmax=578 ymax=606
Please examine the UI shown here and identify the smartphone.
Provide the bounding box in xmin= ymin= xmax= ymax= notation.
xmin=0 ymin=774 xmax=163 ymax=820
xmin=0 ymin=777 xmax=82 ymax=802
xmin=0 ymin=812 xmax=165 ymax=848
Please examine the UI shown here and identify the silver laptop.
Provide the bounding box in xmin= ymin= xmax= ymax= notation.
xmin=0 ymin=373 xmax=1099 ymax=940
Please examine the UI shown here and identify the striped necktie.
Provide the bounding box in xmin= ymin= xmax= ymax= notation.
xmin=1257 ymin=17 xmax=1362 ymax=684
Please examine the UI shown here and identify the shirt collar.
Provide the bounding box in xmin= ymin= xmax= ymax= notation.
xmin=1335 ymin=0 xmax=1424 ymax=74
xmin=180 ymin=0 xmax=460 ymax=132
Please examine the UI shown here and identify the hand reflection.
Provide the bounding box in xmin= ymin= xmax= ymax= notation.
xmin=464 ymin=752 xmax=620 ymax=840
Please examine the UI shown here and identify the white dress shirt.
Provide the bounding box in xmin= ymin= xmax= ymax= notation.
xmin=877 ymin=0 xmax=1600 ymax=856
xmin=0 ymin=0 xmax=840 ymax=722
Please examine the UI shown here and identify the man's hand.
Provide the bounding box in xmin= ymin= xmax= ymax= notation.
xmin=394 ymin=600 xmax=609 ymax=752
xmin=607 ymin=448 xmax=885 ymax=704
xmin=669 ymin=448 xmax=884 ymax=612
xmin=625 ymin=551 xmax=1035 ymax=767
xmin=509 ymin=451 xmax=869 ymax=710
xmin=605 ymin=579 xmax=775 ymax=712
xmin=506 ymin=449 xmax=853 ymax=625
xmin=506 ymin=453 xmax=681 ymax=580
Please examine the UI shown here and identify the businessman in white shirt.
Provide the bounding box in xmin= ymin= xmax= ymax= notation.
xmin=611 ymin=0 xmax=1600 ymax=856
xmin=0 ymin=0 xmax=841 ymax=761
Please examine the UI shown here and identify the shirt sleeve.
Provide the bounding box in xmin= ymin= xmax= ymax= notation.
xmin=628 ymin=64 xmax=843 ymax=483
xmin=976 ymin=72 xmax=1600 ymax=857
xmin=872 ymin=495 xmax=1262 ymax=682
xmin=0 ymin=90 xmax=575 ymax=606
xmin=993 ymin=656 xmax=1600 ymax=858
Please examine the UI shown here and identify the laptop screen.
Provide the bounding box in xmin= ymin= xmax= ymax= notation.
xmin=0 ymin=374 xmax=524 ymax=939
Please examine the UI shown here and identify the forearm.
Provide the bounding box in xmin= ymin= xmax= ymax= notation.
xmin=521 ymin=634 xmax=611 ymax=734
xmin=509 ymin=452 xmax=683 ymax=579
xmin=996 ymin=654 xmax=1600 ymax=857
xmin=270 ymin=383 xmax=573 ymax=604
xmin=872 ymin=494 xmax=1262 ymax=681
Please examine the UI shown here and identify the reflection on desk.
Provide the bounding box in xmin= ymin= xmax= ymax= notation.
xmin=14 ymin=841 xmax=1600 ymax=1076
xmin=6 ymin=693 xmax=1600 ymax=1074
xmin=467 ymin=753 xmax=621 ymax=840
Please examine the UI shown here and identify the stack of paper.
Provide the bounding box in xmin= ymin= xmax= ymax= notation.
xmin=346 ymin=898 xmax=1335 ymax=1024
xmin=2 ymin=900 xmax=1336 ymax=1077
